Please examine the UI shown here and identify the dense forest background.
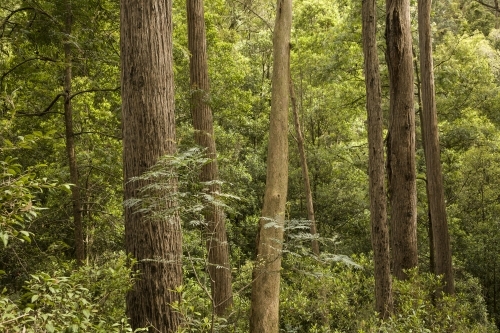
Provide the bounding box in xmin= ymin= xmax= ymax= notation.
xmin=2 ymin=0 xmax=500 ymax=331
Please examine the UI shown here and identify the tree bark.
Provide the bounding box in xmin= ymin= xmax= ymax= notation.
xmin=418 ymin=0 xmax=454 ymax=294
xmin=186 ymin=0 xmax=233 ymax=315
xmin=289 ymin=77 xmax=319 ymax=256
xmin=121 ymin=0 xmax=182 ymax=331
xmin=386 ymin=0 xmax=418 ymax=279
xmin=63 ymin=0 xmax=84 ymax=265
xmin=249 ymin=0 xmax=292 ymax=331
xmin=362 ymin=0 xmax=393 ymax=318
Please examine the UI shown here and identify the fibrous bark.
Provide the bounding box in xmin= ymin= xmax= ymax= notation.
xmin=418 ymin=0 xmax=454 ymax=294
xmin=362 ymin=0 xmax=393 ymax=317
xmin=386 ymin=0 xmax=418 ymax=279
xmin=121 ymin=0 xmax=182 ymax=331
xmin=187 ymin=0 xmax=233 ymax=315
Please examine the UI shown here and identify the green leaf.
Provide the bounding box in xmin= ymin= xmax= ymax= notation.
xmin=31 ymin=294 xmax=39 ymax=302
xmin=0 ymin=233 xmax=9 ymax=247
xmin=46 ymin=321 xmax=55 ymax=333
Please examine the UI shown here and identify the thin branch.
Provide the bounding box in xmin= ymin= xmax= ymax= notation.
xmin=0 ymin=56 xmax=57 ymax=84
xmin=69 ymin=87 xmax=120 ymax=100
xmin=1 ymin=6 xmax=59 ymax=38
xmin=0 ymin=313 xmax=28 ymax=326
xmin=232 ymin=0 xmax=273 ymax=32
xmin=475 ymin=0 xmax=499 ymax=11
xmin=16 ymin=94 xmax=64 ymax=117
xmin=73 ymin=131 xmax=122 ymax=140
xmin=1 ymin=7 xmax=35 ymax=35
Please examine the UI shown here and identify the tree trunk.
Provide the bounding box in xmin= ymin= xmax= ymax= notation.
xmin=249 ymin=0 xmax=292 ymax=331
xmin=186 ymin=0 xmax=233 ymax=315
xmin=414 ymin=52 xmax=436 ymax=276
xmin=121 ymin=0 xmax=182 ymax=331
xmin=362 ymin=0 xmax=393 ymax=318
xmin=289 ymin=77 xmax=319 ymax=256
xmin=385 ymin=0 xmax=418 ymax=279
xmin=63 ymin=0 xmax=84 ymax=265
xmin=418 ymin=0 xmax=454 ymax=294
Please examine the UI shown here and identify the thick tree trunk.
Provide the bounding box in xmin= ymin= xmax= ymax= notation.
xmin=121 ymin=0 xmax=182 ymax=331
xmin=418 ymin=0 xmax=454 ymax=294
xmin=289 ymin=77 xmax=319 ymax=256
xmin=362 ymin=0 xmax=393 ymax=318
xmin=386 ymin=0 xmax=418 ymax=279
xmin=186 ymin=0 xmax=233 ymax=315
xmin=249 ymin=0 xmax=291 ymax=331
xmin=63 ymin=0 xmax=84 ymax=265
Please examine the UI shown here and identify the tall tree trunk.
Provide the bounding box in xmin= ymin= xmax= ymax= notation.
xmin=186 ymin=0 xmax=233 ymax=315
xmin=414 ymin=53 xmax=436 ymax=275
xmin=289 ymin=77 xmax=319 ymax=256
xmin=121 ymin=0 xmax=182 ymax=331
xmin=386 ymin=0 xmax=418 ymax=279
xmin=418 ymin=0 xmax=454 ymax=294
xmin=249 ymin=0 xmax=292 ymax=331
xmin=63 ymin=0 xmax=84 ymax=265
xmin=362 ymin=0 xmax=393 ymax=318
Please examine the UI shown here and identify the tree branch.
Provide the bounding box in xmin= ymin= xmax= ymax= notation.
xmin=0 ymin=57 xmax=57 ymax=84
xmin=475 ymin=0 xmax=499 ymax=11
xmin=16 ymin=94 xmax=64 ymax=117
xmin=69 ymin=87 xmax=120 ymax=100
xmin=73 ymin=131 xmax=122 ymax=140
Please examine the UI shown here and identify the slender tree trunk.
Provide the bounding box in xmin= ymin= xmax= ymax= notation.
xmin=386 ymin=0 xmax=418 ymax=279
xmin=121 ymin=0 xmax=182 ymax=331
xmin=362 ymin=0 xmax=393 ymax=318
xmin=289 ymin=77 xmax=319 ymax=256
xmin=249 ymin=0 xmax=292 ymax=331
xmin=418 ymin=0 xmax=454 ymax=294
xmin=63 ymin=0 xmax=84 ymax=265
xmin=414 ymin=53 xmax=436 ymax=275
xmin=186 ymin=0 xmax=233 ymax=315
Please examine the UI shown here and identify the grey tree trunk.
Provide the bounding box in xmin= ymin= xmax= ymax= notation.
xmin=121 ymin=0 xmax=182 ymax=331
xmin=63 ymin=0 xmax=84 ymax=265
xmin=362 ymin=0 xmax=393 ymax=318
xmin=385 ymin=0 xmax=418 ymax=279
xmin=249 ymin=0 xmax=292 ymax=331
xmin=289 ymin=77 xmax=319 ymax=256
xmin=418 ymin=0 xmax=454 ymax=294
xmin=186 ymin=0 xmax=233 ymax=315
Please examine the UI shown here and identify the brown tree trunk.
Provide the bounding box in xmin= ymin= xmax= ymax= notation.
xmin=414 ymin=52 xmax=436 ymax=275
xmin=121 ymin=0 xmax=182 ymax=331
xmin=249 ymin=0 xmax=291 ymax=331
xmin=186 ymin=0 xmax=233 ymax=315
xmin=289 ymin=77 xmax=319 ymax=256
xmin=362 ymin=0 xmax=393 ymax=318
xmin=418 ymin=0 xmax=454 ymax=294
xmin=63 ymin=0 xmax=84 ymax=265
xmin=385 ymin=0 xmax=418 ymax=279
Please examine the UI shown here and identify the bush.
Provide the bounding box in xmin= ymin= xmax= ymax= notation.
xmin=0 ymin=251 xmax=145 ymax=332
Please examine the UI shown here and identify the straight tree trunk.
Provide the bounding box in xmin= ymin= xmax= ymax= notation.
xmin=289 ymin=77 xmax=319 ymax=256
xmin=63 ymin=0 xmax=84 ymax=265
xmin=186 ymin=0 xmax=233 ymax=315
xmin=362 ymin=0 xmax=393 ymax=318
xmin=418 ymin=0 xmax=454 ymax=294
xmin=413 ymin=49 xmax=434 ymax=272
xmin=414 ymin=54 xmax=436 ymax=277
xmin=385 ymin=0 xmax=418 ymax=279
xmin=249 ymin=0 xmax=292 ymax=331
xmin=121 ymin=0 xmax=182 ymax=331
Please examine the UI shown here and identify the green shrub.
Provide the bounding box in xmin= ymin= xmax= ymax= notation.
xmin=0 ymin=251 xmax=145 ymax=332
